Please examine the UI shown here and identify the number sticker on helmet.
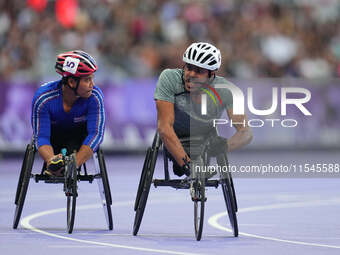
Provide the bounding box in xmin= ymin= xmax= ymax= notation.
xmin=62 ymin=57 xmax=80 ymax=74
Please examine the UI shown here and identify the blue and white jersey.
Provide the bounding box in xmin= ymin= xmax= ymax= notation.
xmin=31 ymin=80 xmax=105 ymax=152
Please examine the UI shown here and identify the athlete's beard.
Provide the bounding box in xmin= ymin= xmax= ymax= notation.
xmin=185 ymin=76 xmax=214 ymax=92
xmin=187 ymin=75 xmax=214 ymax=85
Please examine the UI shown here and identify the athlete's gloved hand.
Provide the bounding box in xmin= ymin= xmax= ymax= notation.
xmin=208 ymin=136 xmax=228 ymax=156
xmin=172 ymin=157 xmax=191 ymax=177
xmin=46 ymin=154 xmax=65 ymax=176
xmin=182 ymin=157 xmax=191 ymax=176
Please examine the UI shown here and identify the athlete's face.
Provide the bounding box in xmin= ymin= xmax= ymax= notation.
xmin=70 ymin=74 xmax=95 ymax=98
xmin=183 ymin=64 xmax=212 ymax=92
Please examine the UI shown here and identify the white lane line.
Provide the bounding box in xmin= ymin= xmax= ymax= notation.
xmin=21 ymin=201 xmax=206 ymax=255
xmin=103 ymin=233 xmax=227 ymax=237
xmin=208 ymin=198 xmax=340 ymax=249
xmin=48 ymin=245 xmax=110 ymax=248
xmin=0 ymin=232 xmax=45 ymax=235
xmin=238 ymin=224 xmax=275 ymax=227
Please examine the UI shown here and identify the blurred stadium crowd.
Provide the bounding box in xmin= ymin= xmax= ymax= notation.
xmin=0 ymin=0 xmax=340 ymax=81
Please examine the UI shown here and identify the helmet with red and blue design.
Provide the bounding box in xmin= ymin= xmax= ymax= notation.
xmin=55 ymin=50 xmax=97 ymax=77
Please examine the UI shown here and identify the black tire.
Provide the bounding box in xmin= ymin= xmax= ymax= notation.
xmin=223 ymin=152 xmax=238 ymax=212
xmin=230 ymin=175 xmax=238 ymax=212
xmin=97 ymin=149 xmax=113 ymax=230
xmin=191 ymin=157 xmax=206 ymax=241
xmin=134 ymin=148 xmax=151 ymax=211
xmin=193 ymin=178 xmax=205 ymax=241
xmin=13 ymin=144 xmax=35 ymax=229
xmin=66 ymin=154 xmax=77 ymax=234
xmin=217 ymin=154 xmax=238 ymax=237
xmin=133 ymin=147 xmax=157 ymax=236
xmin=14 ymin=144 xmax=30 ymax=205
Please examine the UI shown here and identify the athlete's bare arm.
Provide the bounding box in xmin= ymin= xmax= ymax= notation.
xmin=38 ymin=145 xmax=55 ymax=163
xmin=156 ymin=100 xmax=190 ymax=166
xmin=76 ymin=145 xmax=93 ymax=168
xmin=227 ymin=109 xmax=253 ymax=152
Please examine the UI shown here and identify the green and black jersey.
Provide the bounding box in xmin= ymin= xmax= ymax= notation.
xmin=154 ymin=68 xmax=234 ymax=137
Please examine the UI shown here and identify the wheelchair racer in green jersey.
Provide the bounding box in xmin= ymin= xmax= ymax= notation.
xmin=154 ymin=42 xmax=253 ymax=176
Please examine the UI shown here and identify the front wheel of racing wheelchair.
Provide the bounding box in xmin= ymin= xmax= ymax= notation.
xmin=13 ymin=140 xmax=113 ymax=233
xmin=64 ymin=152 xmax=78 ymax=233
xmin=133 ymin=131 xmax=238 ymax=240
xmin=190 ymin=156 xmax=206 ymax=241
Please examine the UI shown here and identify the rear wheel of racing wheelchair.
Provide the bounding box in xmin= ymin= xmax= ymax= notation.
xmin=64 ymin=153 xmax=78 ymax=234
xmin=94 ymin=149 xmax=113 ymax=230
xmin=13 ymin=143 xmax=36 ymax=229
xmin=216 ymin=153 xmax=238 ymax=237
xmin=133 ymin=133 xmax=161 ymax=236
xmin=134 ymin=148 xmax=151 ymax=212
xmin=191 ymin=156 xmax=206 ymax=241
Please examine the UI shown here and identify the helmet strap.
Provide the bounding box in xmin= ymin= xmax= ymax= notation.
xmin=73 ymin=78 xmax=80 ymax=96
xmin=65 ymin=77 xmax=80 ymax=97
xmin=208 ymin=71 xmax=216 ymax=80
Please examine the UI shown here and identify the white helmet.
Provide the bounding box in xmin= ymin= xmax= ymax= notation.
xmin=183 ymin=42 xmax=221 ymax=71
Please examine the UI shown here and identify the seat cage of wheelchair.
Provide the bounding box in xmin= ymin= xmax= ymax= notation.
xmin=30 ymin=143 xmax=104 ymax=185
xmin=152 ymin=130 xmax=229 ymax=189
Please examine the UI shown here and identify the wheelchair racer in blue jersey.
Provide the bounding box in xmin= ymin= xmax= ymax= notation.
xmin=31 ymin=50 xmax=105 ymax=176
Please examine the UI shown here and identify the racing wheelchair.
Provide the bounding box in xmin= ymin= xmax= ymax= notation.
xmin=133 ymin=130 xmax=238 ymax=241
xmin=13 ymin=139 xmax=113 ymax=233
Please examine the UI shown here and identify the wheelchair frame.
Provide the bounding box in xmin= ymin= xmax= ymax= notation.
xmin=133 ymin=131 xmax=238 ymax=241
xmin=13 ymin=140 xmax=113 ymax=234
